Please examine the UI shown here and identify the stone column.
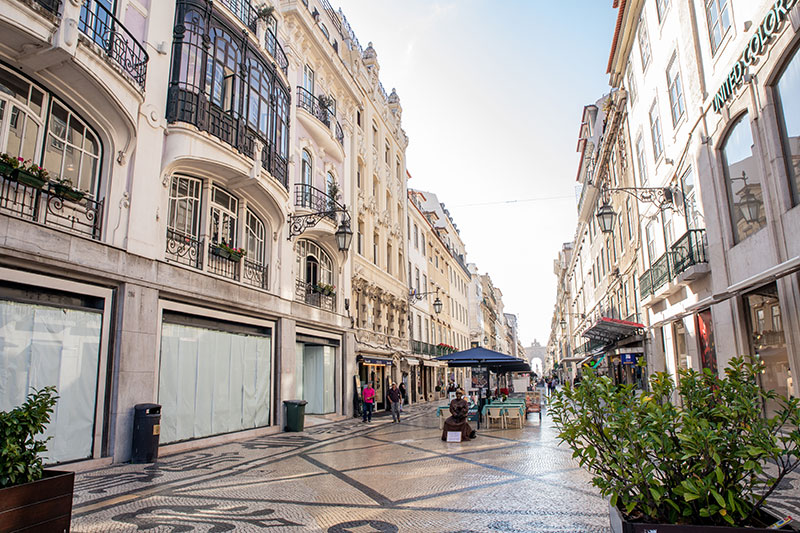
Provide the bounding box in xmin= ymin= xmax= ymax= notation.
xmin=109 ymin=283 xmax=160 ymax=462
xmin=275 ymin=317 xmax=296 ymax=430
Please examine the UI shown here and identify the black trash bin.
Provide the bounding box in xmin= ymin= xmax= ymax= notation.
xmin=284 ymin=400 xmax=307 ymax=432
xmin=131 ymin=403 xmax=161 ymax=463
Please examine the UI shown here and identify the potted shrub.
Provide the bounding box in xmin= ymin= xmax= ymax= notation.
xmin=49 ymin=177 xmax=87 ymax=203
xmin=0 ymin=386 xmax=74 ymax=532
xmin=14 ymin=160 xmax=49 ymax=189
xmin=255 ymin=4 xmax=274 ymax=22
xmin=0 ymin=153 xmax=20 ymax=178
xmin=550 ymin=357 xmax=797 ymax=531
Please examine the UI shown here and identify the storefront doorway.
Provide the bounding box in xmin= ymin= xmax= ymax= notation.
xmin=358 ymin=357 xmax=391 ymax=411
xmin=296 ymin=343 xmax=335 ymax=415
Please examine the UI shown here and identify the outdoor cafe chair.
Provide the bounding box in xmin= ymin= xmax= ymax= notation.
xmin=504 ymin=407 xmax=523 ymax=429
xmin=486 ymin=407 xmax=505 ymax=429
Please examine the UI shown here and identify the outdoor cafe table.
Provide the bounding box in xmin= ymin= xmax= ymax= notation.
xmin=480 ymin=403 xmax=526 ymax=418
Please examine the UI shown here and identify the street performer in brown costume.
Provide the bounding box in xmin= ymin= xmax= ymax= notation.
xmin=441 ymin=389 xmax=476 ymax=441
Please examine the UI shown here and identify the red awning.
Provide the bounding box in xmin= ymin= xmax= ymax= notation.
xmin=582 ymin=317 xmax=644 ymax=343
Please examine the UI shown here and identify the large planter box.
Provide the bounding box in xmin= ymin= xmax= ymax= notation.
xmin=0 ymin=470 xmax=75 ymax=533
xmin=609 ymin=503 xmax=791 ymax=533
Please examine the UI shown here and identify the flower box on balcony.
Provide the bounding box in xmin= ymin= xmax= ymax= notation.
xmin=211 ymin=243 xmax=246 ymax=262
xmin=13 ymin=168 xmax=48 ymax=189
xmin=0 ymin=161 xmax=16 ymax=178
xmin=50 ymin=182 xmax=86 ymax=203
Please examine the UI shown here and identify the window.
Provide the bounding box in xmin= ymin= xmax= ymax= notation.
xmin=296 ymin=239 xmax=333 ymax=287
xmin=421 ymin=235 xmax=426 ymax=256
xmin=372 ymin=123 xmax=378 ymax=148
xmin=626 ymin=198 xmax=634 ymax=240
xmin=722 ymin=114 xmax=766 ymax=242
xmin=303 ymin=64 xmax=315 ymax=94
xmin=681 ymin=167 xmax=700 ymax=229
xmin=386 ymin=244 xmax=392 ymax=274
xmin=43 ymin=100 xmax=101 ymax=196
xmin=649 ymin=101 xmax=663 ymax=160
xmin=300 ymin=149 xmax=312 ymax=206
xmin=636 ymin=134 xmax=648 ymax=184
xmin=357 ymin=221 xmax=364 ymax=255
xmin=664 ymin=210 xmax=675 ymax=246
xmin=245 ymin=208 xmax=267 ymax=265
xmin=210 ymin=185 xmax=238 ymax=246
xmin=328 ymin=95 xmax=337 ymax=117
xmin=319 ymin=23 xmax=329 ymax=40
xmin=638 ymin=16 xmax=651 ymax=70
xmin=646 ymin=221 xmax=657 ymax=264
xmin=373 ymin=232 xmax=379 ymax=264
xmin=396 ymin=157 xmax=402 ymax=181
xmin=413 ymin=223 xmax=419 ymax=248
xmin=774 ymin=46 xmax=800 ymax=205
xmin=384 ymin=140 xmax=390 ymax=163
xmin=626 ymin=61 xmax=637 ymax=104
xmin=655 ymin=0 xmax=669 ymax=22
xmin=415 ymin=267 xmax=420 ymax=292
xmin=611 ymin=147 xmax=619 ymax=187
xmin=167 ymin=175 xmax=202 ymax=240
xmin=706 ymin=0 xmax=732 ymax=54
xmin=206 ymin=28 xmax=240 ymax=112
xmin=422 ymin=274 xmax=428 ymax=294
xmin=357 ymin=160 xmax=363 ymax=188
xmin=666 ymin=58 xmax=685 ymax=126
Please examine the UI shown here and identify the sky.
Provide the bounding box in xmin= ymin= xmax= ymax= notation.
xmin=334 ymin=0 xmax=618 ymax=346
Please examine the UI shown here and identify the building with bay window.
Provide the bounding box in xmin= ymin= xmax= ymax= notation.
xmin=0 ymin=0 xmax=401 ymax=466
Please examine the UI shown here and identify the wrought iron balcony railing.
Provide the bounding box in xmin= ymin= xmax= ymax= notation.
xmin=34 ymin=0 xmax=61 ymax=15
xmin=165 ymin=228 xmax=203 ymax=270
xmin=265 ymin=28 xmax=289 ymax=75
xmin=167 ymin=87 xmax=288 ymax=189
xmin=207 ymin=242 xmax=240 ymax=281
xmin=295 ymin=279 xmax=335 ymax=311
xmin=410 ymin=340 xmax=455 ymax=357
xmin=334 ymin=120 xmax=344 ymax=146
xmin=297 ymin=86 xmax=330 ymax=127
xmin=0 ymin=174 xmax=104 ymax=241
xmin=294 ymin=183 xmax=337 ymax=220
xmin=78 ymin=1 xmax=149 ymax=88
xmin=217 ymin=0 xmax=258 ymax=32
xmin=243 ymin=258 xmax=269 ymax=290
xmin=671 ymin=229 xmax=707 ymax=276
xmin=639 ymin=229 xmax=707 ymax=299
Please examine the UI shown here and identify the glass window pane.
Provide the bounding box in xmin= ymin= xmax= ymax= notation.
xmin=63 ymin=145 xmax=80 ymax=184
xmin=723 ymin=115 xmax=766 ymax=242
xmin=67 ymin=118 xmax=85 ymax=148
xmin=79 ymin=154 xmax=98 ymax=193
xmin=22 ymin=115 xmax=39 ymax=162
xmin=44 ymin=135 xmax=65 ymax=179
xmin=776 ymin=47 xmax=800 ymax=203
xmin=49 ymin=102 xmax=68 ymax=140
xmin=0 ymin=67 xmax=30 ymax=102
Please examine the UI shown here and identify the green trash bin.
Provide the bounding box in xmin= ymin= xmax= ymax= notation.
xmin=284 ymin=400 xmax=307 ymax=432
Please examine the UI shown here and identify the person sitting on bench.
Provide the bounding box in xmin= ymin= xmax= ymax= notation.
xmin=441 ymin=389 xmax=476 ymax=441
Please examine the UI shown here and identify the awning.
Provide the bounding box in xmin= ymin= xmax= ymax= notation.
xmin=358 ymin=356 xmax=393 ymax=366
xmin=582 ymin=317 xmax=644 ymax=343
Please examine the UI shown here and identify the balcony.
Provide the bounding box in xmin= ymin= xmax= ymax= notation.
xmin=78 ymin=1 xmax=149 ymax=89
xmin=216 ymin=0 xmax=289 ymax=75
xmin=639 ymin=229 xmax=707 ymax=299
xmin=294 ymin=184 xmax=337 ymax=221
xmin=410 ymin=340 xmax=456 ymax=357
xmin=164 ymin=230 xmax=270 ymax=290
xmin=0 ymin=174 xmax=103 ymax=241
xmin=296 ymin=87 xmax=345 ymax=152
xmin=295 ymin=279 xmax=335 ymax=312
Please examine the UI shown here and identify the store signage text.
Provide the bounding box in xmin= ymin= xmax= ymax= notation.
xmin=713 ymin=0 xmax=798 ymax=113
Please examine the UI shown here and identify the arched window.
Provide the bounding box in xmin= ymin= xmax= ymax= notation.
xmin=319 ymin=23 xmax=329 ymax=41
xmin=209 ymin=185 xmax=239 ymax=246
xmin=296 ymin=239 xmax=333 ymax=287
xmin=176 ymin=9 xmax=205 ymax=91
xmin=774 ymin=45 xmax=800 ymax=205
xmin=721 ymin=114 xmax=766 ymax=243
xmin=245 ymin=208 xmax=267 ymax=264
xmin=205 ymin=28 xmax=241 ymax=112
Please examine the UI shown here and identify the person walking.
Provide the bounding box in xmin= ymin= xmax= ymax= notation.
xmin=362 ymin=382 xmax=375 ymax=423
xmin=388 ymin=382 xmax=402 ymax=423
xmin=399 ymin=381 xmax=407 ymax=411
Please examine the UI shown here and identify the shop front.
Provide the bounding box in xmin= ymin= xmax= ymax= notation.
xmin=358 ymin=355 xmax=393 ymax=411
xmin=295 ymin=333 xmax=340 ymax=415
xmin=158 ymin=310 xmax=273 ymax=444
xmin=403 ymin=357 xmax=420 ymax=404
xmin=581 ymin=317 xmax=646 ymax=388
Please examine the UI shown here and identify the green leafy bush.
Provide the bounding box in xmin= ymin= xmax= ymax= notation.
xmin=550 ymin=358 xmax=800 ymax=526
xmin=0 ymin=387 xmax=59 ymax=488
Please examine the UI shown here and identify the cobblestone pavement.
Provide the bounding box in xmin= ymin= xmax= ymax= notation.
xmin=70 ymin=402 xmax=800 ymax=532
xmin=72 ymin=403 xmax=611 ymax=532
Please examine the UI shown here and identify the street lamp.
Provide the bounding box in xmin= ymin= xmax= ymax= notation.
xmin=409 ymin=287 xmax=442 ymax=314
xmin=334 ymin=219 xmax=353 ymax=252
xmin=595 ymin=184 xmax=675 ymax=235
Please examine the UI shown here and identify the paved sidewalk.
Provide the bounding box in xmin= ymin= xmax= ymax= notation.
xmin=71 ymin=403 xmax=610 ymax=532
